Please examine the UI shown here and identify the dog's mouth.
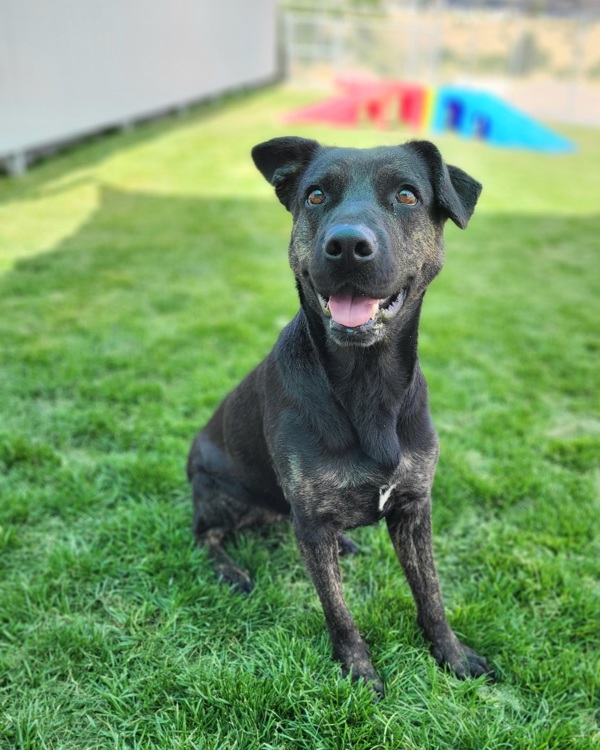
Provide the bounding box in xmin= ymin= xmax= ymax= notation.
xmin=317 ymin=288 xmax=408 ymax=330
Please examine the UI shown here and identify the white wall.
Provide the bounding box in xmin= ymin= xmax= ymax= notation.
xmin=0 ymin=0 xmax=278 ymax=171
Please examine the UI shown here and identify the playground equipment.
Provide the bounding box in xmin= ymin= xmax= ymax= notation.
xmin=284 ymin=79 xmax=575 ymax=153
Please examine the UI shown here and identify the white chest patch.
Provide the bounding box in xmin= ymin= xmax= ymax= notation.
xmin=378 ymin=483 xmax=397 ymax=512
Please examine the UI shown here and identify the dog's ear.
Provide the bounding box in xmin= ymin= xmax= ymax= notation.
xmin=252 ymin=136 xmax=321 ymax=211
xmin=407 ymin=141 xmax=482 ymax=229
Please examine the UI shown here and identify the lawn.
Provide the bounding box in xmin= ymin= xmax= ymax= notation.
xmin=0 ymin=87 xmax=598 ymax=749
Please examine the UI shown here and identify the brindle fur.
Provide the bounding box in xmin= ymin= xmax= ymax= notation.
xmin=187 ymin=137 xmax=493 ymax=695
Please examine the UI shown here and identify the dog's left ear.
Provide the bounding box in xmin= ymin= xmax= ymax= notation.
xmin=407 ymin=141 xmax=482 ymax=229
xmin=252 ymin=136 xmax=321 ymax=211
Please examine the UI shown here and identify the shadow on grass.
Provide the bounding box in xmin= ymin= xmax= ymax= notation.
xmin=0 ymin=187 xmax=296 ymax=513
xmin=0 ymin=89 xmax=255 ymax=202
xmin=2 ymin=184 xmax=598 ymax=375
xmin=1 ymin=183 xmax=598 ymax=415
xmin=0 ymin=188 xmax=598 ymax=750
xmin=0 ymin=185 xmax=598 ymax=514
xmin=1 ymin=186 xmax=293 ymax=369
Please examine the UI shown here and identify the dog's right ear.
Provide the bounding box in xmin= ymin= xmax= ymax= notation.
xmin=252 ymin=136 xmax=321 ymax=211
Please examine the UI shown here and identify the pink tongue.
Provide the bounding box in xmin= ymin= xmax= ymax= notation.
xmin=328 ymin=293 xmax=380 ymax=328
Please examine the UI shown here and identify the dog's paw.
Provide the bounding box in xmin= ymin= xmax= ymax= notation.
xmin=432 ymin=640 xmax=495 ymax=681
xmin=337 ymin=641 xmax=384 ymax=698
xmin=337 ymin=534 xmax=361 ymax=557
xmin=457 ymin=644 xmax=494 ymax=680
xmin=206 ymin=544 xmax=254 ymax=594
xmin=212 ymin=560 xmax=254 ymax=594
xmin=341 ymin=662 xmax=384 ymax=699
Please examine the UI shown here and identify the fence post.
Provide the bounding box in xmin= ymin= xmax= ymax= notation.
xmin=5 ymin=152 xmax=27 ymax=177
xmin=429 ymin=0 xmax=445 ymax=85
xmin=283 ymin=12 xmax=295 ymax=80
xmin=564 ymin=14 xmax=587 ymax=122
xmin=332 ymin=17 xmax=345 ymax=77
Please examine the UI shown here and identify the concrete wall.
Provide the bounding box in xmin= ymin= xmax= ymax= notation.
xmin=0 ymin=0 xmax=278 ymax=172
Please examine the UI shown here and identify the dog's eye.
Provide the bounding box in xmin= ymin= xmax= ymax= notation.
xmin=396 ymin=189 xmax=418 ymax=206
xmin=307 ymin=189 xmax=325 ymax=206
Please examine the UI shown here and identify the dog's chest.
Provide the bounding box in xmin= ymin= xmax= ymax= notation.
xmin=372 ymin=451 xmax=417 ymax=516
xmin=290 ymin=449 xmax=426 ymax=530
xmin=378 ymin=482 xmax=397 ymax=512
xmin=335 ymin=465 xmax=408 ymax=528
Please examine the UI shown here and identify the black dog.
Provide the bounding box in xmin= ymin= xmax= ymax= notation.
xmin=187 ymin=137 xmax=492 ymax=694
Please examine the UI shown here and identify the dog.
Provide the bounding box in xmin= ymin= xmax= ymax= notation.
xmin=187 ymin=136 xmax=493 ymax=695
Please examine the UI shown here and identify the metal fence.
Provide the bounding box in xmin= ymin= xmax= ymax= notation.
xmin=282 ymin=1 xmax=600 ymax=125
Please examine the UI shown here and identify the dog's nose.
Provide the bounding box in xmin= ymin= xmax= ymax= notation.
xmin=323 ymin=224 xmax=378 ymax=264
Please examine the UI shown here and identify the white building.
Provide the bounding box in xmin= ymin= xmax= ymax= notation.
xmin=0 ymin=0 xmax=278 ymax=174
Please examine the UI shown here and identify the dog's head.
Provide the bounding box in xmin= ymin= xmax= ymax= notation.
xmin=252 ymin=137 xmax=481 ymax=347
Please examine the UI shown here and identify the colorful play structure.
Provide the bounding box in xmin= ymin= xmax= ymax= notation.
xmin=284 ymin=79 xmax=575 ymax=153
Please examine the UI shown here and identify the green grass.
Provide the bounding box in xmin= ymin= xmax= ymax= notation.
xmin=0 ymin=86 xmax=599 ymax=749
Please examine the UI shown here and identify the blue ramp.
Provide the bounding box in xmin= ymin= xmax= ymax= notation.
xmin=432 ymin=86 xmax=575 ymax=153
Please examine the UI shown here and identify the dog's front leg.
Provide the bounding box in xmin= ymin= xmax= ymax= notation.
xmin=386 ymin=497 xmax=493 ymax=679
xmin=292 ymin=516 xmax=384 ymax=696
